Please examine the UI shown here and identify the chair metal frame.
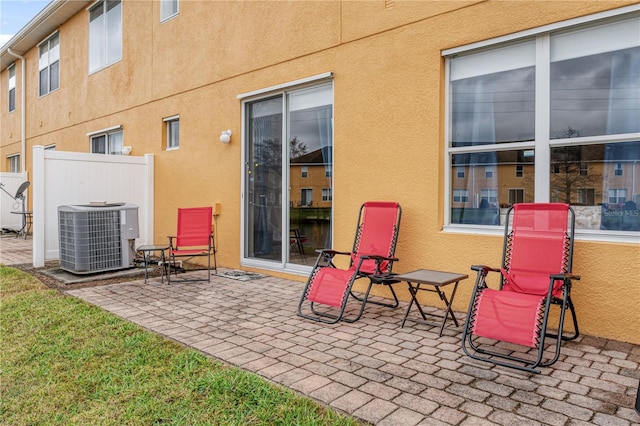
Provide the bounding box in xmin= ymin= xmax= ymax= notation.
xmin=168 ymin=207 xmax=217 ymax=283
xmin=297 ymin=201 xmax=401 ymax=324
xmin=461 ymin=203 xmax=580 ymax=374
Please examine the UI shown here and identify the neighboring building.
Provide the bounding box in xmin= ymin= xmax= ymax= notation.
xmin=1 ymin=0 xmax=638 ymax=344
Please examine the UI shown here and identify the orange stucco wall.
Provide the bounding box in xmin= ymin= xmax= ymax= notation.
xmin=1 ymin=0 xmax=638 ymax=344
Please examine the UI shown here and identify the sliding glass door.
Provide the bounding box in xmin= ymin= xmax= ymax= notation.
xmin=244 ymin=83 xmax=333 ymax=269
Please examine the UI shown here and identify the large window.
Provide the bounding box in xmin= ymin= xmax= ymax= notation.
xmin=243 ymin=81 xmax=333 ymax=270
xmin=446 ymin=12 xmax=640 ymax=236
xmin=89 ymin=0 xmax=122 ymax=73
xmin=8 ymin=64 xmax=15 ymax=112
xmin=90 ymin=128 xmax=123 ymax=154
xmin=161 ymin=0 xmax=178 ymax=21
xmin=39 ymin=33 xmax=60 ymax=96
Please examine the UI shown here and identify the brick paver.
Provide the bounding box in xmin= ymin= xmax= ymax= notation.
xmin=3 ymin=237 xmax=639 ymax=425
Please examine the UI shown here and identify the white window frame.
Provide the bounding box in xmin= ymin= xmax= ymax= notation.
xmin=164 ymin=115 xmax=179 ymax=150
xmin=480 ymin=189 xmax=498 ymax=204
xmin=88 ymin=0 xmax=122 ymax=73
xmin=484 ymin=167 xmax=494 ymax=178
xmin=301 ymin=166 xmax=308 ymax=178
xmin=7 ymin=154 xmax=20 ymax=172
xmin=88 ymin=126 xmax=123 ymax=154
xmin=239 ymin=74 xmax=334 ymax=274
xmin=443 ymin=6 xmax=640 ymax=242
xmin=608 ymin=189 xmax=627 ymax=204
xmin=322 ymin=188 xmax=332 ymax=202
xmin=8 ymin=64 xmax=16 ymax=112
xmin=614 ymin=163 xmax=623 ymax=176
xmin=453 ymin=189 xmax=469 ymax=203
xmin=38 ymin=32 xmax=60 ymax=97
xmin=160 ymin=0 xmax=179 ymax=22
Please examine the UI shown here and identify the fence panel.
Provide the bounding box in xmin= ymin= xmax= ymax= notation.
xmin=32 ymin=146 xmax=154 ymax=267
xmin=0 ymin=172 xmax=29 ymax=231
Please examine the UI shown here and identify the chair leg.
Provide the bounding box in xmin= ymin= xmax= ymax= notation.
xmin=349 ymin=280 xmax=399 ymax=309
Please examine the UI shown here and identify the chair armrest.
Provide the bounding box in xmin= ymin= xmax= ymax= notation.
xmin=314 ymin=249 xmax=351 ymax=257
xmin=471 ymin=265 xmax=500 ymax=273
xmin=360 ymin=254 xmax=399 ymax=262
xmin=550 ymin=273 xmax=580 ymax=281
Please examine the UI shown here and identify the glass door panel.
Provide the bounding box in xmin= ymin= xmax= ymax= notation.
xmin=287 ymin=85 xmax=333 ymax=266
xmin=245 ymin=96 xmax=283 ymax=262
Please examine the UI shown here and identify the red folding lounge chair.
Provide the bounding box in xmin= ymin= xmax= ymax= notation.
xmin=168 ymin=207 xmax=217 ymax=283
xmin=461 ymin=203 xmax=580 ymax=373
xmin=297 ymin=201 xmax=401 ymax=323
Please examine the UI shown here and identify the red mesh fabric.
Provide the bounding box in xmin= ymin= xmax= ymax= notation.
xmin=350 ymin=202 xmax=399 ymax=274
xmin=176 ymin=207 xmax=213 ymax=247
xmin=472 ymin=288 xmax=545 ymax=348
xmin=502 ymin=203 xmax=569 ymax=298
xmin=307 ymin=267 xmax=358 ymax=307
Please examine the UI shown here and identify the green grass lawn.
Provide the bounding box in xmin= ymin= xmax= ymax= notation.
xmin=0 ymin=266 xmax=360 ymax=425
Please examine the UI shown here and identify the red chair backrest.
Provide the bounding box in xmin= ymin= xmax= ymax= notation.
xmin=503 ymin=203 xmax=570 ymax=297
xmin=176 ymin=207 xmax=213 ymax=247
xmin=351 ymin=202 xmax=401 ymax=275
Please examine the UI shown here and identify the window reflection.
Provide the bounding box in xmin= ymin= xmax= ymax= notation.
xmin=450 ymin=41 xmax=536 ymax=147
xmin=451 ymin=150 xmax=535 ymax=225
xmin=551 ymin=142 xmax=640 ymax=231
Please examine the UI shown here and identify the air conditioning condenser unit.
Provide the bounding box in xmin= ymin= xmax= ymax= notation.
xmin=58 ymin=203 xmax=139 ymax=274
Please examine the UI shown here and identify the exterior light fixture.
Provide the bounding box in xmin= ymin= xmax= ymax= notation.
xmin=220 ymin=130 xmax=232 ymax=144
xmin=121 ymin=146 xmax=132 ymax=155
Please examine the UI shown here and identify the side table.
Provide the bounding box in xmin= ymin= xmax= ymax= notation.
xmin=137 ymin=244 xmax=170 ymax=284
xmin=394 ymin=269 xmax=468 ymax=336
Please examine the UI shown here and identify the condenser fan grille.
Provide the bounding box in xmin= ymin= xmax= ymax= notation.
xmin=58 ymin=204 xmax=138 ymax=274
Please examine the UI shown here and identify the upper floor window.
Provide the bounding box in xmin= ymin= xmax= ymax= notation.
xmin=614 ymin=163 xmax=623 ymax=176
xmin=579 ymin=163 xmax=588 ymax=176
xmin=90 ymin=128 xmax=123 ymax=154
xmin=445 ymin=12 xmax=640 ymax=236
xmin=164 ymin=116 xmax=179 ymax=149
xmin=39 ymin=33 xmax=60 ymax=96
xmin=484 ymin=166 xmax=494 ymax=178
xmin=7 ymin=154 xmax=20 ymax=172
xmin=161 ymin=0 xmax=178 ymax=22
xmin=301 ymin=166 xmax=308 ymax=178
xmin=89 ymin=0 xmax=122 ymax=73
xmin=8 ymin=64 xmax=16 ymax=112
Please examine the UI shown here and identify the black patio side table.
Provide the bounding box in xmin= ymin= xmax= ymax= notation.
xmin=137 ymin=244 xmax=170 ymax=284
xmin=394 ymin=269 xmax=468 ymax=336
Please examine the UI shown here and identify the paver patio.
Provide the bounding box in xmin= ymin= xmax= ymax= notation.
xmin=2 ymin=235 xmax=639 ymax=425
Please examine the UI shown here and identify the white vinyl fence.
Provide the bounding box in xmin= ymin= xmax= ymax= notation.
xmin=0 ymin=171 xmax=29 ymax=231
xmin=32 ymin=146 xmax=154 ymax=267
